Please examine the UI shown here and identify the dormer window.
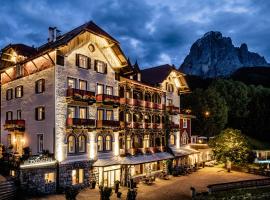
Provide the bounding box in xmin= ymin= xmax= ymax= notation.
xmin=167 ymin=84 xmax=174 ymax=92
xmin=95 ymin=60 xmax=107 ymax=74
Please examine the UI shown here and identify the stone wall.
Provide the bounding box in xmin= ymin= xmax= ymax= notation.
xmin=20 ymin=164 xmax=57 ymax=195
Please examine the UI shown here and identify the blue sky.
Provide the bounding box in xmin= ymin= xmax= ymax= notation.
xmin=0 ymin=0 xmax=269 ymax=68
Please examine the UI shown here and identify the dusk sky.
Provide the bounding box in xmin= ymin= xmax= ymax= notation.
xmin=0 ymin=0 xmax=270 ymax=68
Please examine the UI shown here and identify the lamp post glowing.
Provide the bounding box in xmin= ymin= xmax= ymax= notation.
xmin=204 ymin=111 xmax=210 ymax=118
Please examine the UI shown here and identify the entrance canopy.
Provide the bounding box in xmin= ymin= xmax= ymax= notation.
xmin=93 ymin=152 xmax=173 ymax=167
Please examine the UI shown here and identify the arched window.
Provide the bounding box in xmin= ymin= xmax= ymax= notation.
xmin=105 ymin=135 xmax=112 ymax=151
xmin=68 ymin=135 xmax=76 ymax=154
xmin=170 ymin=135 xmax=175 ymax=145
xmin=78 ymin=135 xmax=86 ymax=153
xmin=97 ymin=136 xmax=103 ymax=151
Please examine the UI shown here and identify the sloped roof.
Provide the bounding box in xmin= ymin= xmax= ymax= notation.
xmin=141 ymin=64 xmax=180 ymax=86
xmin=2 ymin=43 xmax=37 ymax=57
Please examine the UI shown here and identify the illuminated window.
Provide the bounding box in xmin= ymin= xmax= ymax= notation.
xmin=79 ymin=80 xmax=87 ymax=90
xmin=97 ymin=109 xmax=104 ymax=120
xmin=6 ymin=111 xmax=13 ymax=120
xmin=105 ymin=135 xmax=112 ymax=151
xmin=6 ymin=89 xmax=13 ymax=100
xmin=76 ymin=54 xmax=89 ymax=69
xmin=126 ymin=136 xmax=131 ymax=149
xmin=95 ymin=60 xmax=107 ymax=73
xmin=37 ymin=134 xmax=44 ymax=153
xmin=79 ymin=107 xmax=87 ymax=119
xmin=106 ymin=86 xmax=113 ymax=95
xmin=167 ymin=99 xmax=173 ymax=106
xmin=35 ymin=107 xmax=45 ymax=121
xmin=15 ymin=86 xmax=23 ymax=98
xmin=17 ymin=110 xmax=22 ymax=120
xmin=143 ymin=135 xmax=149 ymax=148
xmin=72 ymin=169 xmax=84 ymax=185
xmin=78 ymin=135 xmax=86 ymax=153
xmin=68 ymin=106 xmax=76 ymax=118
xmin=167 ymin=84 xmax=174 ymax=92
xmin=10 ymin=170 xmax=16 ymax=177
xmin=16 ymin=65 xmax=23 ymax=78
xmin=68 ymin=135 xmax=76 ymax=154
xmin=170 ymin=134 xmax=175 ymax=145
xmin=67 ymin=78 xmax=76 ymax=89
xmin=183 ymin=118 xmax=188 ymax=128
xmin=97 ymin=84 xmax=104 ymax=94
xmin=44 ymin=172 xmax=55 ymax=183
xmin=97 ymin=136 xmax=103 ymax=151
xmin=106 ymin=110 xmax=113 ymax=121
xmin=35 ymin=79 xmax=45 ymax=93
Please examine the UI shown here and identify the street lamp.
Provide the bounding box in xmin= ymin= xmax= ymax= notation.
xmin=204 ymin=111 xmax=210 ymax=118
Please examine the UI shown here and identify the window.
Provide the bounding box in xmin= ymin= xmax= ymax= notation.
xmin=67 ymin=78 xmax=76 ymax=89
xmin=78 ymin=135 xmax=86 ymax=153
xmin=170 ymin=135 xmax=175 ymax=145
xmin=35 ymin=79 xmax=45 ymax=93
xmin=95 ymin=60 xmax=107 ymax=73
xmin=126 ymin=136 xmax=131 ymax=149
xmin=183 ymin=118 xmax=188 ymax=128
xmin=44 ymin=172 xmax=55 ymax=183
xmin=37 ymin=134 xmax=44 ymax=153
xmin=15 ymin=86 xmax=23 ymax=98
xmin=106 ymin=110 xmax=113 ymax=121
xmin=167 ymin=84 xmax=174 ymax=92
xmin=97 ymin=136 xmax=103 ymax=151
xmin=106 ymin=86 xmax=113 ymax=95
xmin=6 ymin=89 xmax=13 ymax=100
xmin=79 ymin=107 xmax=87 ymax=119
xmin=72 ymin=169 xmax=84 ymax=185
xmin=68 ymin=106 xmax=76 ymax=118
xmin=97 ymin=84 xmax=104 ymax=94
xmin=56 ymin=54 xmax=65 ymax=66
xmin=35 ymin=107 xmax=45 ymax=121
xmin=105 ymin=135 xmax=112 ymax=151
xmin=79 ymin=80 xmax=87 ymax=90
xmin=97 ymin=109 xmax=104 ymax=120
xmin=76 ymin=54 xmax=90 ymax=69
xmin=143 ymin=135 xmax=149 ymax=148
xmin=68 ymin=135 xmax=76 ymax=154
xmin=16 ymin=65 xmax=23 ymax=78
xmin=17 ymin=110 xmax=22 ymax=120
xmin=167 ymin=99 xmax=173 ymax=106
xmin=6 ymin=111 xmax=13 ymax=120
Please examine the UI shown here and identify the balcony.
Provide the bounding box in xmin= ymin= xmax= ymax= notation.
xmin=153 ymin=103 xmax=165 ymax=110
xmin=96 ymin=94 xmax=120 ymax=107
xmin=66 ymin=88 xmax=96 ymax=105
xmin=166 ymin=105 xmax=180 ymax=115
xmin=153 ymin=123 xmax=164 ymax=129
xmin=4 ymin=120 xmax=25 ymax=131
xmin=96 ymin=120 xmax=120 ymax=128
xmin=66 ymin=118 xmax=95 ymax=127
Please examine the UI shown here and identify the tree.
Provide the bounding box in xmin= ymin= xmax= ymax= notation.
xmin=182 ymin=87 xmax=228 ymax=136
xmin=209 ymin=128 xmax=254 ymax=165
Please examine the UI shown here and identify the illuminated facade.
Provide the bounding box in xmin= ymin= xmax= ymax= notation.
xmin=0 ymin=21 xmax=200 ymax=193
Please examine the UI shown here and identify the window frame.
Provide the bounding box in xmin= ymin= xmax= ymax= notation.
xmin=106 ymin=110 xmax=113 ymax=121
xmin=79 ymin=79 xmax=87 ymax=91
xmin=17 ymin=110 xmax=22 ymax=120
xmin=79 ymin=107 xmax=87 ymax=119
xmin=105 ymin=135 xmax=112 ymax=151
xmin=67 ymin=106 xmax=76 ymax=118
xmin=72 ymin=169 xmax=84 ymax=185
xmin=96 ymin=83 xmax=104 ymax=94
xmin=15 ymin=85 xmax=23 ymax=98
xmin=35 ymin=79 xmax=45 ymax=94
xmin=6 ymin=88 xmax=13 ymax=100
xmin=183 ymin=118 xmax=188 ymax=128
xmin=97 ymin=135 xmax=103 ymax=152
xmin=67 ymin=77 xmax=77 ymax=89
xmin=6 ymin=111 xmax=13 ymax=121
xmin=35 ymin=106 xmax=45 ymax=121
xmin=106 ymin=86 xmax=113 ymax=95
xmin=76 ymin=54 xmax=90 ymax=69
xmin=37 ymin=134 xmax=44 ymax=153
xmin=78 ymin=135 xmax=86 ymax=153
xmin=68 ymin=135 xmax=76 ymax=154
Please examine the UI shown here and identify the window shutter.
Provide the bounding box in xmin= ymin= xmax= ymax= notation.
xmin=76 ymin=54 xmax=80 ymax=67
xmin=94 ymin=60 xmax=97 ymax=71
xmin=35 ymin=108 xmax=38 ymax=120
xmin=104 ymin=63 xmax=107 ymax=74
xmin=21 ymin=86 xmax=24 ymax=97
xmin=35 ymin=81 xmax=38 ymax=93
xmin=87 ymin=57 xmax=91 ymax=69
xmin=42 ymin=79 xmax=45 ymax=92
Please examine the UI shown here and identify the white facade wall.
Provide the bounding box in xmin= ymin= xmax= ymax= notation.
xmin=1 ymin=67 xmax=55 ymax=155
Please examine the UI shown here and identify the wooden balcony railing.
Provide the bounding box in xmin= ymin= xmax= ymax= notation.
xmin=120 ymin=98 xmax=164 ymax=110
xmin=66 ymin=88 xmax=95 ymax=104
xmin=66 ymin=118 xmax=95 ymax=127
xmin=4 ymin=120 xmax=25 ymax=131
xmin=152 ymin=123 xmax=164 ymax=129
xmin=96 ymin=120 xmax=120 ymax=128
xmin=96 ymin=94 xmax=120 ymax=107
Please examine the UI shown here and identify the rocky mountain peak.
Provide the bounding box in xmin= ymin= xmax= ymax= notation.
xmin=180 ymin=31 xmax=269 ymax=77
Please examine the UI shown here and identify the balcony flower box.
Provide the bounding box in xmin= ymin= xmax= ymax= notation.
xmin=4 ymin=120 xmax=25 ymax=131
xmin=67 ymin=88 xmax=96 ymax=104
xmin=66 ymin=118 xmax=95 ymax=127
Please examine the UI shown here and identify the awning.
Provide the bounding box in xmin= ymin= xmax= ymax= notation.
xmin=93 ymin=152 xmax=174 ymax=167
xmin=170 ymin=146 xmax=200 ymax=158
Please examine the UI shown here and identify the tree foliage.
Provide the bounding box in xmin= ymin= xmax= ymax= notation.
xmin=209 ymin=128 xmax=254 ymax=164
xmin=182 ymin=87 xmax=228 ymax=137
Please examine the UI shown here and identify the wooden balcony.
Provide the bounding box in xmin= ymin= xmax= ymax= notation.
xmin=145 ymin=101 xmax=152 ymax=108
xmin=166 ymin=105 xmax=180 ymax=115
xmin=96 ymin=120 xmax=120 ymax=128
xmin=143 ymin=123 xmax=152 ymax=129
xmin=153 ymin=103 xmax=165 ymax=110
xmin=4 ymin=120 xmax=25 ymax=131
xmin=66 ymin=118 xmax=95 ymax=127
xmin=153 ymin=123 xmax=164 ymax=129
xmin=66 ymin=88 xmax=95 ymax=104
xmin=96 ymin=94 xmax=120 ymax=107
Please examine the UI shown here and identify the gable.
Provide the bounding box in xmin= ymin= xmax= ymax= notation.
xmin=162 ymin=70 xmax=190 ymax=93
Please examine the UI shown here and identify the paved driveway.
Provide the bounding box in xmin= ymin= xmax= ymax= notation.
xmin=32 ymin=166 xmax=265 ymax=200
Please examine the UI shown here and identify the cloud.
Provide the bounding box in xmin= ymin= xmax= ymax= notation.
xmin=0 ymin=0 xmax=269 ymax=68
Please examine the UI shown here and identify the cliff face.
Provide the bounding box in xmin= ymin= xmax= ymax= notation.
xmin=180 ymin=31 xmax=269 ymax=77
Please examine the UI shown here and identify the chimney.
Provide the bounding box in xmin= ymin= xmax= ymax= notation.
xmin=48 ymin=27 xmax=58 ymax=42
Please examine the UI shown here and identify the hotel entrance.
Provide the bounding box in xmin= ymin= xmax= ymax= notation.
xmin=95 ymin=165 xmax=121 ymax=187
